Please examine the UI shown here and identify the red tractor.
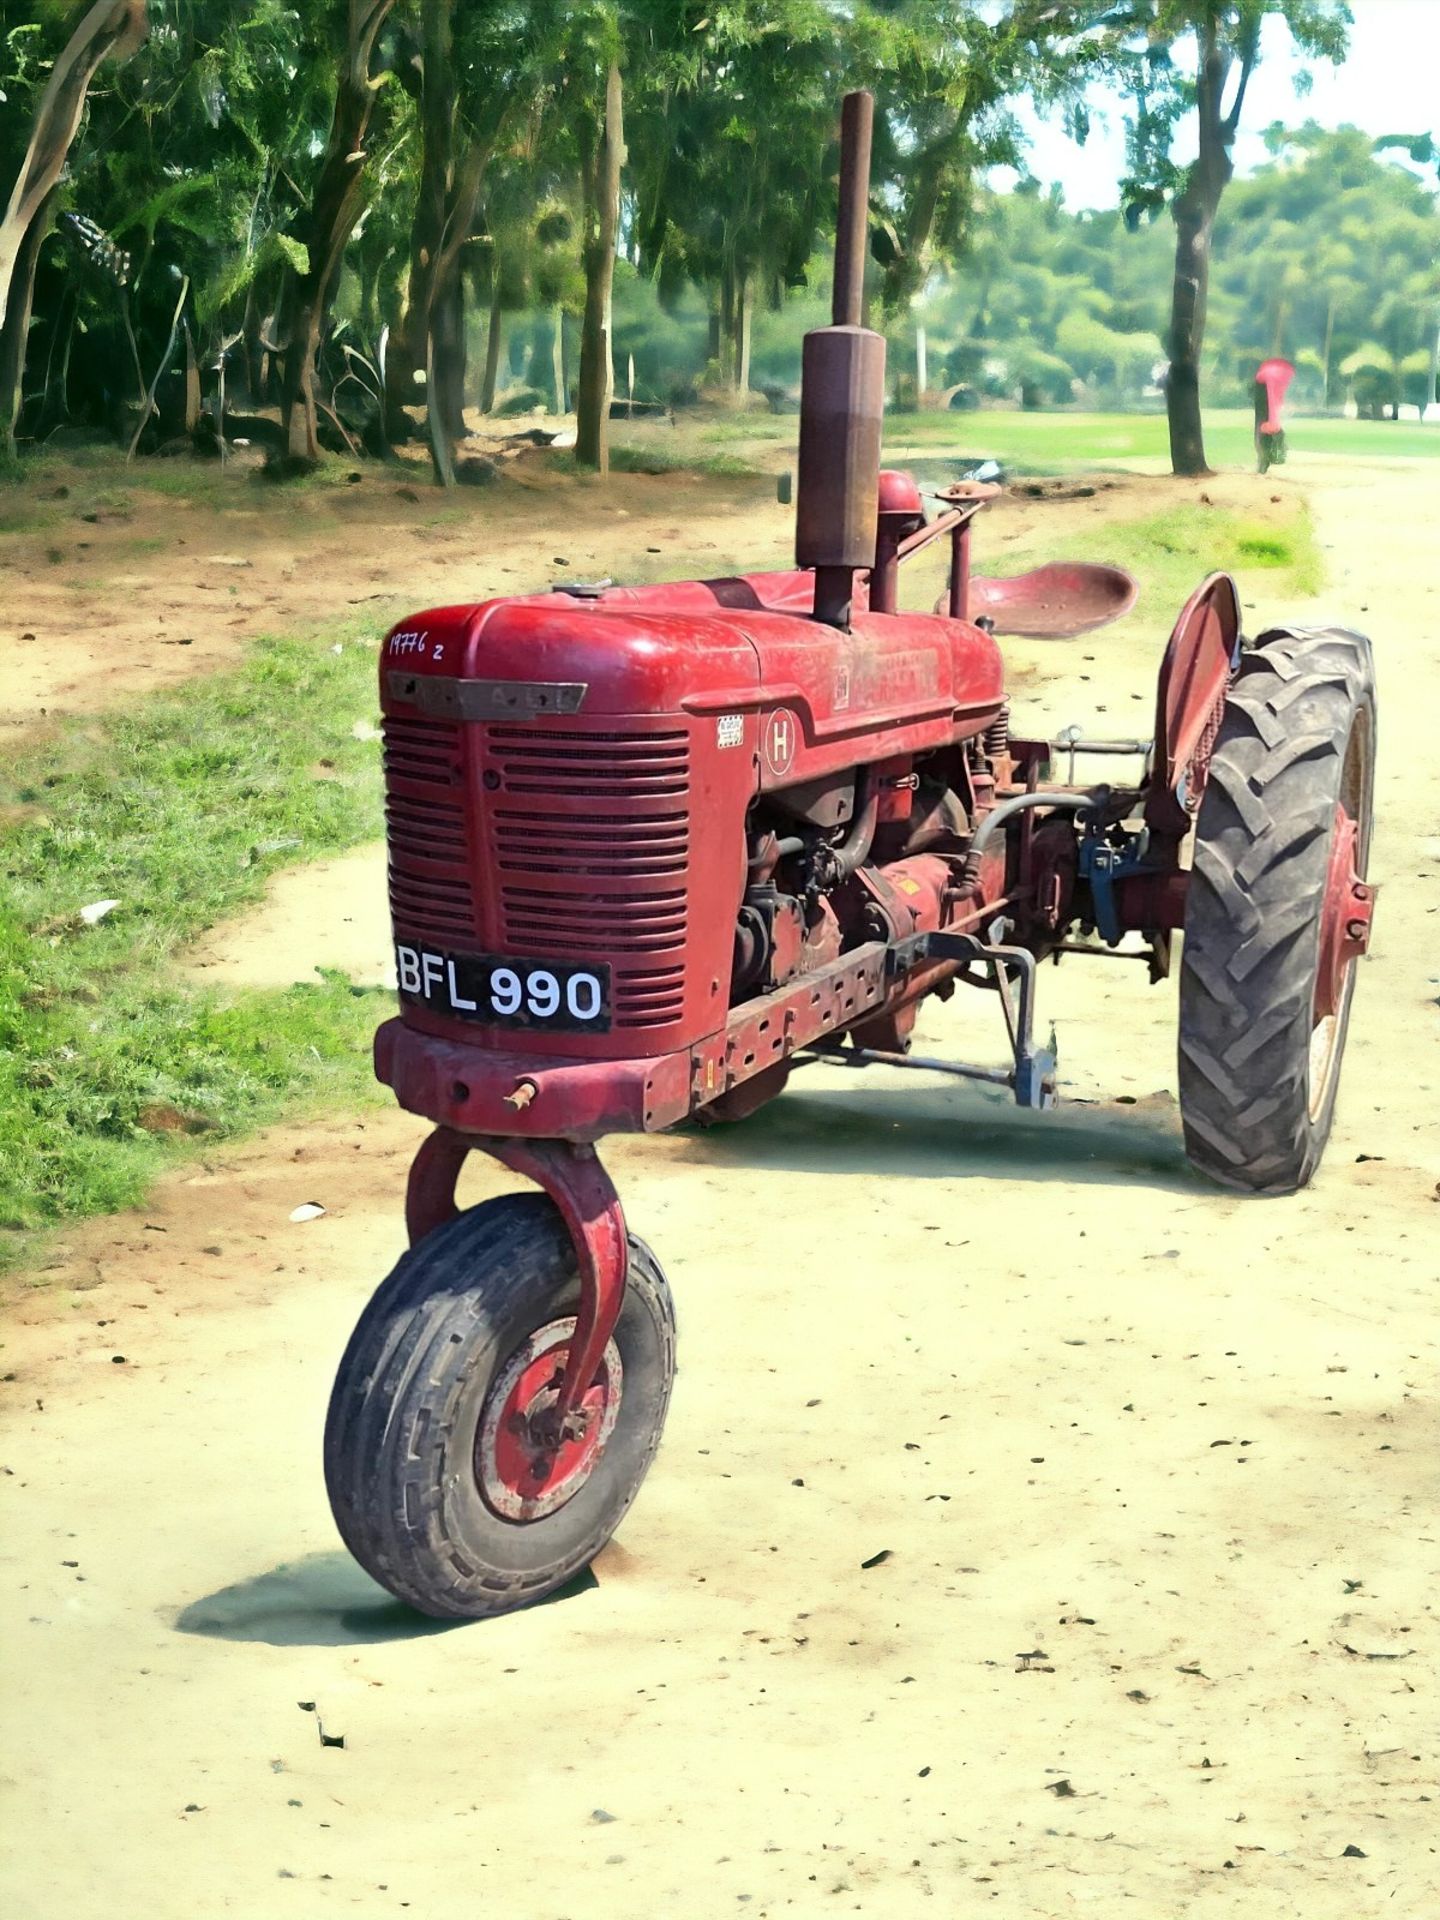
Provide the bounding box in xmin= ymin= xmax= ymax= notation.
xmin=325 ymin=95 xmax=1376 ymax=1619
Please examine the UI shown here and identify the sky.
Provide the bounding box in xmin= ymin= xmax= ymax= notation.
xmin=991 ymin=0 xmax=1439 ymax=211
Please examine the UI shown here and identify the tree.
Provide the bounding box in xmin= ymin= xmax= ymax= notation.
xmin=867 ymin=0 xmax=1109 ymax=315
xmin=1112 ymin=1 xmax=1349 ymax=475
xmin=1375 ymin=132 xmax=1440 ymax=419
xmin=628 ymin=0 xmax=854 ymax=399
xmin=278 ymin=0 xmax=398 ymax=463
xmin=0 ymin=0 xmax=149 ymax=452
xmin=384 ymin=1 xmax=561 ymax=476
xmin=399 ymin=0 xmax=490 ymax=476
xmin=543 ymin=0 xmax=628 ymax=473
xmin=1212 ymin=123 xmax=1440 ymax=416
xmin=574 ymin=56 xmax=623 ymax=470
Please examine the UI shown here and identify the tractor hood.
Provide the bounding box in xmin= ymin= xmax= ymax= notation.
xmin=380 ymin=572 xmax=1005 ymax=745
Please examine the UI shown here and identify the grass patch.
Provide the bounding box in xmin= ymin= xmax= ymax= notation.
xmin=0 ymin=630 xmax=390 ymax=1269
xmin=1235 ymin=529 xmax=1293 ymax=566
xmin=648 ymin=406 xmax=1440 ymax=477
xmin=971 ymin=498 xmax=1323 ymax=617
xmin=608 ymin=442 xmax=757 ymax=478
xmin=882 ymin=408 xmax=1440 ymax=473
xmin=0 ymin=445 xmax=385 ymax=535
xmin=539 ymin=442 xmax=759 ymax=479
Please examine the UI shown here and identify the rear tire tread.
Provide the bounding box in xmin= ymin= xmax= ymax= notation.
xmin=1177 ymin=625 xmax=1374 ymax=1194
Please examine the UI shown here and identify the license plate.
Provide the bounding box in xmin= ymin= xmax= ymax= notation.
xmin=395 ymin=943 xmax=612 ymax=1033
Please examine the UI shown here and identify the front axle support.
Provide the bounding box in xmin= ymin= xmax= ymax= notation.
xmin=405 ymin=1128 xmax=630 ymax=1434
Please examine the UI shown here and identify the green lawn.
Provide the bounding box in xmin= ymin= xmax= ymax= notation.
xmin=676 ymin=407 xmax=1440 ymax=476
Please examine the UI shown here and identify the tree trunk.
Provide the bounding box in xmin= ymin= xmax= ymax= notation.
xmin=422 ymin=136 xmax=486 ymax=478
xmin=0 ymin=187 xmax=57 ymax=455
xmin=241 ymin=277 xmax=267 ymax=403
xmin=431 ymin=268 xmax=467 ymax=442
xmin=37 ymin=282 xmax=74 ymax=432
xmin=388 ymin=0 xmax=488 ymax=472
xmin=1163 ymin=26 xmax=1237 ymax=478
xmin=576 ymin=62 xmax=623 ymax=474
xmin=1321 ymin=296 xmax=1334 ymax=409
xmin=281 ymin=0 xmax=396 ymax=464
xmin=57 ymin=301 xmax=78 ymax=425
xmin=182 ymin=320 xmax=201 ymax=433
xmin=551 ymin=305 xmax=565 ymax=413
xmin=387 ymin=0 xmax=451 ymax=441
xmin=733 ymin=271 xmax=752 ymax=395
xmin=1165 ymin=190 xmax=1214 ymax=475
xmin=480 ymin=274 xmax=504 ymax=413
xmin=718 ymin=261 xmax=736 ymax=387
xmin=881 ymin=143 xmax=948 ymax=311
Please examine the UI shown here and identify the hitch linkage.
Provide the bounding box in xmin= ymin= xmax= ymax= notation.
xmin=821 ymin=929 xmax=1058 ymax=1110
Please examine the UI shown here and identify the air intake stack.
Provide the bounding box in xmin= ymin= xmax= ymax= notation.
xmin=795 ymin=90 xmax=886 ymax=628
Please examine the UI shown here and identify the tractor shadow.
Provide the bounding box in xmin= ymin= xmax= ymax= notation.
xmin=174 ymin=1552 xmax=597 ymax=1646
xmin=676 ymin=1078 xmax=1201 ymax=1193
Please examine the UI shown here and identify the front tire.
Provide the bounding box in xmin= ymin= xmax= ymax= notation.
xmin=325 ymin=1194 xmax=676 ymax=1619
xmin=1178 ymin=626 xmax=1375 ymax=1194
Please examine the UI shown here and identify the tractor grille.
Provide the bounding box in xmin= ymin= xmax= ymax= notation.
xmin=485 ymin=727 xmax=690 ymax=797
xmin=382 ymin=714 xmax=479 ymax=942
xmin=382 ymin=714 xmax=464 ymax=789
xmin=385 ymin=790 xmax=467 ymax=859
xmin=492 ymin=808 xmax=690 ymax=879
xmin=487 ymin=725 xmax=691 ymax=1029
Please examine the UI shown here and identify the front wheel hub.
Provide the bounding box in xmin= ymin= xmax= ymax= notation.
xmin=476 ymin=1319 xmax=623 ymax=1522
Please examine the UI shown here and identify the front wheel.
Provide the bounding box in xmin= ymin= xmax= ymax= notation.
xmin=324 ymin=1194 xmax=676 ymax=1619
xmin=1177 ymin=626 xmax=1375 ymax=1194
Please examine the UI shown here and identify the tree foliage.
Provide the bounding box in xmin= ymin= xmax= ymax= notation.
xmin=1105 ymin=0 xmax=1351 ymax=472
xmin=1 ymin=0 xmax=1434 ymax=476
xmin=885 ymin=129 xmax=1437 ymax=417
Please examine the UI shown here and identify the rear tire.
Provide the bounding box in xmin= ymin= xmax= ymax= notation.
xmin=1177 ymin=626 xmax=1374 ymax=1194
xmin=325 ymin=1194 xmax=676 ymax=1619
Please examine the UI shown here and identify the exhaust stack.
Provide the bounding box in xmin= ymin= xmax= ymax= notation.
xmin=795 ymin=90 xmax=886 ymax=628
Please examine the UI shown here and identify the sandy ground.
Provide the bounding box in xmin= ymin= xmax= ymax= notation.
xmin=2 ymin=453 xmax=1438 ymax=1917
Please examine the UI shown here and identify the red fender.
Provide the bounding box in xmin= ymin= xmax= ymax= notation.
xmin=1145 ymin=572 xmax=1242 ymax=840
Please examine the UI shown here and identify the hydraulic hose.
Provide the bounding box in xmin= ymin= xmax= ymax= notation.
xmin=828 ymin=766 xmax=879 ymax=881
xmin=959 ymin=788 xmax=1106 ymax=890
xmin=748 ymin=834 xmax=805 ymax=871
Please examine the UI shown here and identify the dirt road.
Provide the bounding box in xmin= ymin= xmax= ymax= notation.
xmin=2 ymin=456 xmax=1437 ymax=1917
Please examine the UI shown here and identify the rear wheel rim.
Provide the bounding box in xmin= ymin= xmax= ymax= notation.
xmin=1308 ymin=716 xmax=1374 ymax=1121
xmin=475 ymin=1318 xmax=623 ymax=1523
